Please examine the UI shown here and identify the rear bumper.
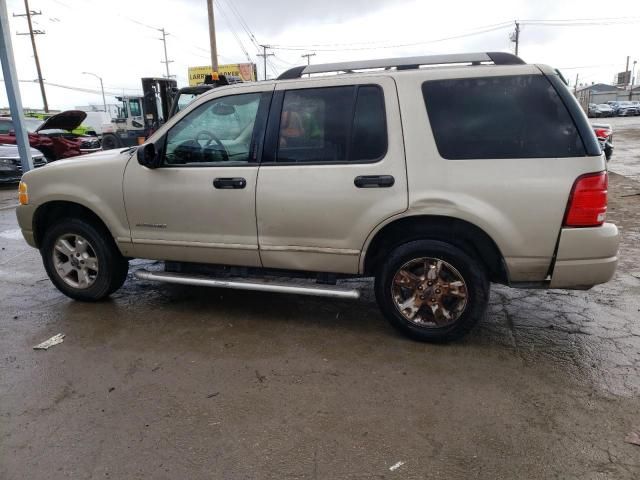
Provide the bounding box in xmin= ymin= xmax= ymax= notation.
xmin=549 ymin=223 xmax=619 ymax=289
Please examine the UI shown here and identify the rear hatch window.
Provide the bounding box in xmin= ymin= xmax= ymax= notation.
xmin=422 ymin=74 xmax=587 ymax=160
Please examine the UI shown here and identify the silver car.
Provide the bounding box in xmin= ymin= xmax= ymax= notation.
xmin=0 ymin=144 xmax=46 ymax=183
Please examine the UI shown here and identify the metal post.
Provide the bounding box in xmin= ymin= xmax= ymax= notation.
xmin=629 ymin=60 xmax=637 ymax=101
xmin=301 ymin=52 xmax=316 ymax=66
xmin=514 ymin=21 xmax=520 ymax=56
xmin=159 ymin=28 xmax=173 ymax=78
xmin=82 ymin=72 xmax=107 ymax=112
xmin=14 ymin=0 xmax=47 ymax=112
xmin=257 ymin=45 xmax=274 ymax=81
xmin=301 ymin=53 xmax=316 ymax=78
xmin=99 ymin=76 xmax=106 ymax=112
xmin=0 ymin=1 xmax=33 ymax=171
xmin=207 ymin=0 xmax=218 ymax=72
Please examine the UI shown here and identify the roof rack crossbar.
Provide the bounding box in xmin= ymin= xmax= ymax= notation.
xmin=277 ymin=51 xmax=525 ymax=80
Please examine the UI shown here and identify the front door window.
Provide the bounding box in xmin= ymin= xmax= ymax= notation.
xmin=164 ymin=92 xmax=262 ymax=166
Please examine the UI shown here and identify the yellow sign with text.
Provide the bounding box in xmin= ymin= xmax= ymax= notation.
xmin=188 ymin=63 xmax=256 ymax=85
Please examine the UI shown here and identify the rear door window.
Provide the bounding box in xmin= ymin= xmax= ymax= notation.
xmin=422 ymin=75 xmax=586 ymax=159
xmin=274 ymin=85 xmax=386 ymax=163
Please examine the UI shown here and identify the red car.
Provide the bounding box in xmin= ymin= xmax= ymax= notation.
xmin=0 ymin=110 xmax=101 ymax=162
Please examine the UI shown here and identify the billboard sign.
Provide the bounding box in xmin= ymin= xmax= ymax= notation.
xmin=616 ymin=71 xmax=631 ymax=86
xmin=188 ymin=63 xmax=257 ymax=85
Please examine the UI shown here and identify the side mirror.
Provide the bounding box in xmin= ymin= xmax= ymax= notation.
xmin=137 ymin=143 xmax=161 ymax=169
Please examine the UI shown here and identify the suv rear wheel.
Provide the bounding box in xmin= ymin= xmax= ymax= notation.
xmin=375 ymin=240 xmax=489 ymax=342
xmin=41 ymin=218 xmax=129 ymax=301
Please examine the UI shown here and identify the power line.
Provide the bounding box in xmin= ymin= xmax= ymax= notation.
xmin=217 ymin=0 xmax=260 ymax=50
xmin=521 ymin=16 xmax=640 ymax=24
xmin=266 ymin=58 xmax=278 ymax=78
xmin=271 ymin=54 xmax=298 ymax=67
xmin=215 ymin=2 xmax=252 ymax=62
xmin=271 ymin=22 xmax=513 ymax=51
xmin=1 ymin=79 xmax=140 ymax=96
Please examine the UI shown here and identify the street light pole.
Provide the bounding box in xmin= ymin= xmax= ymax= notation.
xmin=630 ymin=60 xmax=637 ymax=101
xmin=82 ymin=71 xmax=107 ymax=112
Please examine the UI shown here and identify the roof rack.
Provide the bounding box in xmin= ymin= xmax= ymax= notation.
xmin=277 ymin=52 xmax=525 ymax=80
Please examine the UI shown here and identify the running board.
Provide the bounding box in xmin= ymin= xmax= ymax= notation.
xmin=134 ymin=269 xmax=361 ymax=299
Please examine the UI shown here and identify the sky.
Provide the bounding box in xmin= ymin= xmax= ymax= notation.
xmin=2 ymin=0 xmax=640 ymax=111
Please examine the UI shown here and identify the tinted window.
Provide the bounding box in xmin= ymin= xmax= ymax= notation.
xmin=422 ymin=75 xmax=585 ymax=159
xmin=129 ymin=99 xmax=142 ymax=117
xmin=164 ymin=92 xmax=262 ymax=166
xmin=276 ymin=85 xmax=386 ymax=163
xmin=351 ymin=86 xmax=387 ymax=160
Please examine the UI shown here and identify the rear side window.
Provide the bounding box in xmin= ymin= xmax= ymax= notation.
xmin=422 ymin=75 xmax=585 ymax=159
xmin=276 ymin=85 xmax=386 ymax=163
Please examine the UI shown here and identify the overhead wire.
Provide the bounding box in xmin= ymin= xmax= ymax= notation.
xmin=270 ymin=22 xmax=514 ymax=51
xmin=214 ymin=2 xmax=253 ymax=62
xmin=217 ymin=0 xmax=261 ymax=50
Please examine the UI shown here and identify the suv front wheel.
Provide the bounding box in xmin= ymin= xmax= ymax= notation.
xmin=375 ymin=240 xmax=489 ymax=342
xmin=41 ymin=218 xmax=129 ymax=301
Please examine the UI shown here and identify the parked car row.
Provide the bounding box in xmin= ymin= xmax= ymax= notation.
xmin=589 ymin=101 xmax=640 ymax=117
xmin=0 ymin=110 xmax=101 ymax=162
xmin=588 ymin=103 xmax=614 ymax=117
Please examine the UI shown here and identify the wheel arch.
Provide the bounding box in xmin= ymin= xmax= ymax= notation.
xmin=32 ymin=200 xmax=115 ymax=251
xmin=361 ymin=214 xmax=510 ymax=284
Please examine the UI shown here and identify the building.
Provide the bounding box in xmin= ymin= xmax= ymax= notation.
xmin=575 ymin=83 xmax=622 ymax=110
xmin=575 ymin=83 xmax=640 ymax=111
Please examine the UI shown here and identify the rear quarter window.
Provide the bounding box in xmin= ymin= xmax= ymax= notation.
xmin=422 ymin=75 xmax=586 ymax=159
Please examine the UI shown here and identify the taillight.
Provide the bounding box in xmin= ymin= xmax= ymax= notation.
xmin=564 ymin=171 xmax=608 ymax=227
xmin=593 ymin=127 xmax=611 ymax=139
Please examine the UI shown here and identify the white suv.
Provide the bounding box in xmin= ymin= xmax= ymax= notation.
xmin=16 ymin=52 xmax=619 ymax=342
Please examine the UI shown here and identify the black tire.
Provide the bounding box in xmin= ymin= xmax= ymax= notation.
xmin=101 ymin=134 xmax=120 ymax=150
xmin=41 ymin=217 xmax=129 ymax=301
xmin=374 ymin=240 xmax=489 ymax=342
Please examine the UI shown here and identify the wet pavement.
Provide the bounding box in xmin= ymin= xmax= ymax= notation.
xmin=1 ymin=126 xmax=640 ymax=478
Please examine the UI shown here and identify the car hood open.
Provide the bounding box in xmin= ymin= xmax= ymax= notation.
xmin=36 ymin=110 xmax=87 ymax=132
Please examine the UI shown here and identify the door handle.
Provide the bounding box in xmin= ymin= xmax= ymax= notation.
xmin=354 ymin=175 xmax=395 ymax=188
xmin=213 ymin=177 xmax=247 ymax=189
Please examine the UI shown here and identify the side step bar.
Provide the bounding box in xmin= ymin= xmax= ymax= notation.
xmin=134 ymin=269 xmax=361 ymax=300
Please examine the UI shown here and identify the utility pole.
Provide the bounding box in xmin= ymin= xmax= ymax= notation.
xmin=631 ymin=60 xmax=637 ymax=101
xmin=257 ymin=45 xmax=274 ymax=81
xmin=206 ymin=0 xmax=218 ymax=72
xmin=511 ymin=21 xmax=520 ymax=56
xmin=1 ymin=1 xmax=33 ymax=171
xmin=14 ymin=0 xmax=48 ymax=112
xmin=574 ymin=73 xmax=579 ymax=94
xmin=301 ymin=52 xmax=316 ymax=67
xmin=159 ymin=28 xmax=173 ymax=78
xmin=301 ymin=53 xmax=316 ymax=77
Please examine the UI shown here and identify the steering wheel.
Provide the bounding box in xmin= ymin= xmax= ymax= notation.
xmin=195 ymin=130 xmax=229 ymax=162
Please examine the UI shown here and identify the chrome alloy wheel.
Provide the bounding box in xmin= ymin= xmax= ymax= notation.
xmin=52 ymin=234 xmax=99 ymax=289
xmin=391 ymin=257 xmax=468 ymax=327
